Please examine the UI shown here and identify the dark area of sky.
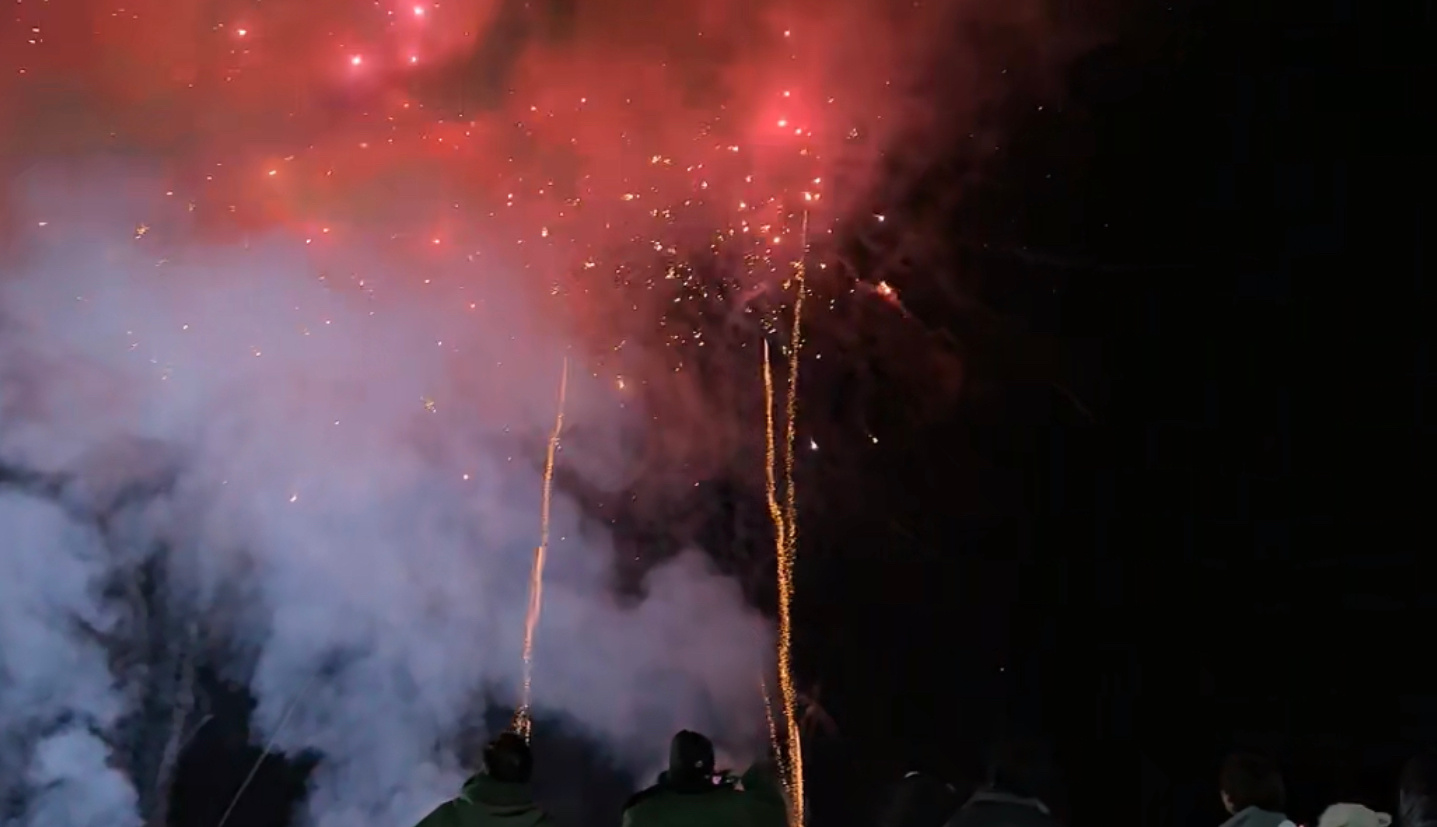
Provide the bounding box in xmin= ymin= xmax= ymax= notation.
xmin=162 ymin=1 xmax=1418 ymax=826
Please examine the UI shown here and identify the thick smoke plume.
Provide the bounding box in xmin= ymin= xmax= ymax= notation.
xmin=0 ymin=167 xmax=773 ymax=826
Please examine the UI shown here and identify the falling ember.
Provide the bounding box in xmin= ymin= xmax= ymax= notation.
xmin=513 ymin=358 xmax=569 ymax=741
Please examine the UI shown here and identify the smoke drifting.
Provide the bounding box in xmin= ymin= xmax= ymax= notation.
xmin=0 ymin=168 xmax=773 ymax=826
xmin=0 ymin=0 xmax=1099 ymax=819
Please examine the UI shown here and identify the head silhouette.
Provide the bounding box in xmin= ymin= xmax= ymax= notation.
xmin=484 ymin=731 xmax=534 ymax=784
xmin=1219 ymin=752 xmax=1284 ymax=815
xmin=668 ymin=730 xmax=716 ymax=783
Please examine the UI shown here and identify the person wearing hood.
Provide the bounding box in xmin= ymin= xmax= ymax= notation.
xmin=1317 ymin=803 xmax=1392 ymax=827
xmin=1217 ymin=752 xmax=1295 ymax=827
xmin=1399 ymin=753 xmax=1437 ymax=827
xmin=413 ymin=731 xmax=554 ymax=827
xmin=946 ymin=738 xmax=1061 ymax=827
xmin=621 ymin=730 xmax=789 ymax=827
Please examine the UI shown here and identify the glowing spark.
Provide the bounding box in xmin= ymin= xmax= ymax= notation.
xmin=134 ymin=224 xmax=149 ymax=238
xmin=513 ymin=358 xmax=569 ymax=741
xmin=350 ymin=55 xmax=362 ymax=66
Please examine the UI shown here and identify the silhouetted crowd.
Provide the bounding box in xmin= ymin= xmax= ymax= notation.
xmin=1195 ymin=751 xmax=1437 ymax=827
xmin=406 ymin=730 xmax=1437 ymax=827
xmin=410 ymin=729 xmax=788 ymax=827
xmin=877 ymin=748 xmax=1437 ymax=827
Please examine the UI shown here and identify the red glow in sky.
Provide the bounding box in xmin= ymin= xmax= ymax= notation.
xmin=0 ymin=0 xmax=1017 ymax=372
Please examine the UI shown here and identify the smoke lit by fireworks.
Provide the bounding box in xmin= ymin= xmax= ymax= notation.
xmin=1 ymin=0 xmax=1067 ymax=817
xmin=0 ymin=0 xmax=939 ymax=369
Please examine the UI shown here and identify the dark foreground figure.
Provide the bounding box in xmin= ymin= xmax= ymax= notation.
xmin=621 ymin=730 xmax=789 ymax=827
xmin=1216 ymin=753 xmax=1294 ymax=827
xmin=945 ymin=739 xmax=1061 ymax=827
xmin=414 ymin=732 xmax=554 ymax=827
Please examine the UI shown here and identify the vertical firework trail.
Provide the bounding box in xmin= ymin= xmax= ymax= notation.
xmin=762 ymin=214 xmax=807 ymax=824
xmin=513 ymin=357 xmax=570 ymax=740
xmin=782 ymin=221 xmax=808 ymax=825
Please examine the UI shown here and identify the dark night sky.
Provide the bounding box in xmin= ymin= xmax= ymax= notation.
xmin=792 ymin=2 xmax=1424 ymax=827
xmin=160 ymin=1 xmax=1423 ymax=826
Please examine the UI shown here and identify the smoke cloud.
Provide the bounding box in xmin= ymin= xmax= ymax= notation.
xmin=0 ymin=166 xmax=773 ymax=826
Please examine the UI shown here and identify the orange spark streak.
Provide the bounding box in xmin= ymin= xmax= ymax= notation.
xmin=758 ymin=325 xmax=804 ymax=821
xmin=513 ymin=357 xmax=569 ymax=740
xmin=778 ymin=213 xmax=808 ymax=826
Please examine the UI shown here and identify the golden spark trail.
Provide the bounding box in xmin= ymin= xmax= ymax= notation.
xmin=513 ymin=357 xmax=569 ymax=741
xmin=760 ymin=210 xmax=808 ymax=824
xmin=784 ymin=212 xmax=808 ymax=545
xmin=777 ymin=213 xmax=808 ymax=826
xmin=762 ymin=340 xmax=787 ymax=573
xmin=761 ymin=345 xmax=794 ymax=796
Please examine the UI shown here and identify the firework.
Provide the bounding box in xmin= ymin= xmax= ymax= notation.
xmin=513 ymin=357 xmax=569 ymax=740
xmin=763 ymin=323 xmax=805 ymax=825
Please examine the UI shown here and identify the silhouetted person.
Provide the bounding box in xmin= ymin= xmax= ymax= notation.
xmin=621 ymin=730 xmax=788 ymax=827
xmin=413 ymin=732 xmax=553 ymax=827
xmin=946 ymin=738 xmax=1061 ymax=827
xmin=1217 ymin=752 xmax=1294 ymax=827
xmin=880 ymin=771 xmax=961 ymax=827
xmin=1399 ymin=754 xmax=1437 ymax=827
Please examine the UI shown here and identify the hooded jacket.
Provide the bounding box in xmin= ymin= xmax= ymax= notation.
xmin=1219 ymin=806 xmax=1296 ymax=827
xmin=1318 ymin=803 xmax=1392 ymax=827
xmin=621 ymin=764 xmax=789 ymax=827
xmin=413 ymin=774 xmax=553 ymax=827
xmin=945 ymin=789 xmax=1060 ymax=827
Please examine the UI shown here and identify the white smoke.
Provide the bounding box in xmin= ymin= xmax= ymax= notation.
xmin=0 ymin=166 xmax=773 ymax=826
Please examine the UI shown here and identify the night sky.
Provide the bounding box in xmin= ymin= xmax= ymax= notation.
xmin=0 ymin=0 xmax=1418 ymax=826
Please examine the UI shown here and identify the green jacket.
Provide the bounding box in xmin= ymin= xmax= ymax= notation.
xmin=621 ymin=765 xmax=790 ymax=827
xmin=413 ymin=775 xmax=554 ymax=827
